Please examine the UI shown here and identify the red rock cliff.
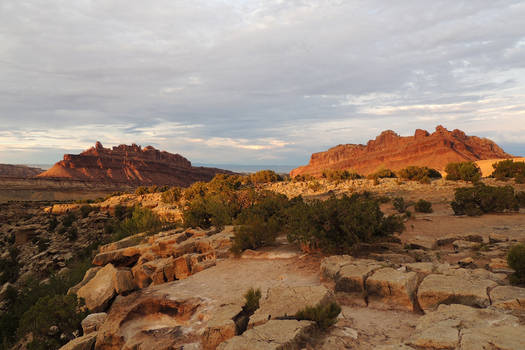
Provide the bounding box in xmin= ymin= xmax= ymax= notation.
xmin=37 ymin=142 xmax=232 ymax=186
xmin=290 ymin=126 xmax=512 ymax=177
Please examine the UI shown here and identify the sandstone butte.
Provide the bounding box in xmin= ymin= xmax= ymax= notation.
xmin=290 ymin=125 xmax=512 ymax=178
xmin=0 ymin=164 xmax=43 ymax=178
xmin=37 ymin=142 xmax=232 ymax=187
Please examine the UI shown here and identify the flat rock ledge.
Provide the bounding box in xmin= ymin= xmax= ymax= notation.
xmin=217 ymin=320 xmax=315 ymax=350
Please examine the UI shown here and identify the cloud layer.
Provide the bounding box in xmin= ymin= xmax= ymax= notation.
xmin=1 ymin=0 xmax=524 ymax=164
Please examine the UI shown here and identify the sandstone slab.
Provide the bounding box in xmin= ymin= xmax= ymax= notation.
xmin=417 ymin=274 xmax=496 ymax=311
xmin=58 ymin=333 xmax=97 ymax=350
xmin=77 ymin=264 xmax=117 ymax=312
xmin=366 ymin=268 xmax=419 ymax=311
xmin=81 ymin=312 xmax=107 ymax=334
xmin=217 ymin=320 xmax=315 ymax=350
xmin=320 ymin=255 xmax=353 ymax=281
xmin=201 ymin=303 xmax=243 ymax=350
xmin=249 ymin=285 xmax=334 ymax=328
xmin=490 ymin=285 xmax=525 ymax=311
xmin=334 ymin=259 xmax=384 ymax=305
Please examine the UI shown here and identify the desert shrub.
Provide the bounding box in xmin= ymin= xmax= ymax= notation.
xmin=161 ymin=187 xmax=183 ymax=204
xmin=322 ymin=169 xmax=362 ymax=181
xmin=48 ymin=216 xmax=58 ymax=231
xmin=183 ymin=181 xmax=208 ymax=201
xmin=397 ymin=166 xmax=441 ymax=183
xmin=415 ymin=199 xmax=433 ymax=213
xmin=367 ymin=168 xmax=397 ymax=179
xmin=183 ymin=194 xmax=233 ymax=229
xmin=114 ymin=206 xmax=163 ymax=240
xmin=451 ymin=184 xmax=519 ymax=216
xmin=295 ymin=301 xmax=341 ymax=330
xmin=492 ymin=159 xmax=525 ymax=181
xmin=445 ymin=162 xmax=481 ymax=183
xmin=231 ymin=192 xmax=290 ymax=254
xmin=249 ymin=170 xmax=282 ymax=184
xmin=18 ymin=294 xmax=87 ymax=349
xmin=308 ymin=180 xmax=322 ymax=192
xmin=243 ymin=288 xmax=262 ymax=314
xmin=113 ymin=204 xmax=132 ymax=220
xmin=507 ymin=244 xmax=525 ymax=285
xmin=0 ymin=247 xmax=20 ymax=284
xmin=516 ymin=191 xmax=525 ymax=208
xmin=66 ymin=226 xmax=78 ymax=241
xmin=61 ymin=212 xmax=76 ymax=228
xmin=285 ymin=194 xmax=404 ymax=253
xmin=292 ymin=174 xmax=315 ymax=182
xmin=393 ymin=197 xmax=407 ymax=213
xmin=35 ymin=237 xmax=50 ymax=252
xmin=79 ymin=205 xmax=94 ymax=218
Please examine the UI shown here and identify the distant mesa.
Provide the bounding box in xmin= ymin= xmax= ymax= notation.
xmin=0 ymin=164 xmax=44 ymax=178
xmin=37 ymin=142 xmax=233 ymax=186
xmin=290 ymin=126 xmax=513 ymax=178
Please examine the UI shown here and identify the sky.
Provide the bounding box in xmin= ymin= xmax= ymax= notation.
xmin=1 ymin=0 xmax=525 ymax=165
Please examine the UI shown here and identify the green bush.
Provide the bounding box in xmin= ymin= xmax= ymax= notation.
xmin=367 ymin=168 xmax=397 ymax=179
xmin=243 ymin=288 xmax=262 ymax=314
xmin=451 ymin=184 xmax=519 ymax=216
xmin=397 ymin=166 xmax=441 ymax=183
xmin=507 ymin=244 xmax=525 ymax=285
xmin=517 ymin=191 xmax=525 ymax=208
xmin=292 ymin=174 xmax=315 ymax=182
xmin=161 ymin=187 xmax=183 ymax=204
xmin=285 ymin=194 xmax=404 ymax=253
xmin=66 ymin=226 xmax=78 ymax=241
xmin=48 ymin=216 xmax=58 ymax=231
xmin=393 ymin=197 xmax=407 ymax=213
xmin=295 ymin=301 xmax=341 ymax=330
xmin=114 ymin=206 xmax=163 ymax=240
xmin=61 ymin=212 xmax=76 ymax=228
xmin=415 ymin=199 xmax=433 ymax=213
xmin=249 ymin=170 xmax=282 ymax=184
xmin=18 ymin=294 xmax=87 ymax=349
xmin=183 ymin=181 xmax=208 ymax=201
xmin=79 ymin=205 xmax=94 ymax=218
xmin=183 ymin=194 xmax=233 ymax=229
xmin=322 ymin=169 xmax=362 ymax=181
xmin=0 ymin=247 xmax=20 ymax=284
xmin=445 ymin=162 xmax=481 ymax=183
xmin=492 ymin=159 xmax=525 ymax=181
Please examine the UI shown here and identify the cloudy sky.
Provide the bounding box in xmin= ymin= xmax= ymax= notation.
xmin=1 ymin=0 xmax=525 ymax=166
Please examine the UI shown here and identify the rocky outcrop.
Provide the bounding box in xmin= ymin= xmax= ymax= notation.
xmin=38 ymin=142 xmax=232 ymax=186
xmin=291 ymin=126 xmax=512 ymax=177
xmin=0 ymin=164 xmax=43 ymax=178
xmin=217 ymin=320 xmax=315 ymax=350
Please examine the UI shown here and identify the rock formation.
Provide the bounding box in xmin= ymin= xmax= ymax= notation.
xmin=0 ymin=164 xmax=43 ymax=178
xmin=291 ymin=126 xmax=512 ymax=177
xmin=38 ymin=142 xmax=232 ymax=186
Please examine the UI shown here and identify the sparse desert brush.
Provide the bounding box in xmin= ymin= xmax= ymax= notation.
xmin=507 ymin=244 xmax=525 ymax=285
xmin=415 ymin=199 xmax=433 ymax=213
xmin=292 ymin=174 xmax=315 ymax=182
xmin=367 ymin=168 xmax=397 ymax=180
xmin=397 ymin=166 xmax=441 ymax=183
xmin=249 ymin=170 xmax=282 ymax=184
xmin=114 ymin=205 xmax=164 ymax=240
xmin=445 ymin=161 xmax=481 ymax=183
xmin=516 ymin=191 xmax=525 ymax=208
xmin=308 ymin=180 xmax=322 ymax=192
xmin=243 ymin=287 xmax=262 ymax=314
xmin=451 ymin=184 xmax=519 ymax=216
xmin=321 ymin=169 xmax=362 ymax=181
xmin=295 ymin=301 xmax=341 ymax=330
xmin=161 ymin=186 xmax=182 ymax=204
xmin=492 ymin=159 xmax=525 ymax=181
xmin=393 ymin=197 xmax=407 ymax=213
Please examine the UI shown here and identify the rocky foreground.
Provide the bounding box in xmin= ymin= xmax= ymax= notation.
xmin=58 ymin=222 xmax=525 ymax=350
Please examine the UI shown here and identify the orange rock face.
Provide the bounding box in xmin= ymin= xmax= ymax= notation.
xmin=290 ymin=126 xmax=512 ymax=177
xmin=37 ymin=142 xmax=232 ymax=186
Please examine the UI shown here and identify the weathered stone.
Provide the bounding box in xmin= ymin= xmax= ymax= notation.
xmin=202 ymin=303 xmax=243 ymax=350
xmin=174 ymin=254 xmax=191 ymax=279
xmin=81 ymin=313 xmax=107 ymax=334
xmin=408 ymin=304 xmax=522 ymax=350
xmin=490 ymin=285 xmax=525 ymax=311
xmin=417 ymin=274 xmax=496 ymax=311
xmin=131 ymin=263 xmax=154 ymax=289
xmin=249 ymin=285 xmax=334 ymax=328
xmin=0 ymin=282 xmax=14 ymax=301
xmin=217 ymin=320 xmax=315 ymax=350
xmin=77 ymin=264 xmax=118 ymax=312
xmin=68 ymin=267 xmax=102 ymax=296
xmin=452 ymin=240 xmax=480 ymax=251
xmin=488 ymin=258 xmax=512 ymax=273
xmin=113 ymin=269 xmax=136 ymax=294
xmin=488 ymin=233 xmax=509 ymax=243
xmin=334 ymin=260 xmax=384 ymax=305
xmin=58 ymin=333 xmax=97 ymax=350
xmin=366 ymin=268 xmax=419 ymax=311
xmin=92 ymin=247 xmax=140 ymax=267
xmin=320 ymin=255 xmax=353 ymax=281
xmin=404 ymin=262 xmax=435 ymax=275
xmin=190 ymin=252 xmax=216 ymax=274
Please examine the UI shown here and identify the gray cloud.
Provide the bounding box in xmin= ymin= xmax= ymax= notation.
xmin=1 ymin=0 xmax=524 ymax=165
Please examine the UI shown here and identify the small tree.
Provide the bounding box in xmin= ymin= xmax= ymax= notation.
xmin=415 ymin=199 xmax=433 ymax=213
xmin=507 ymin=244 xmax=525 ymax=285
xmin=445 ymin=162 xmax=481 ymax=183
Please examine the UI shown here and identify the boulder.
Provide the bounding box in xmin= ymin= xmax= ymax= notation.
xmin=452 ymin=240 xmax=480 ymax=251
xmin=417 ymin=274 xmax=497 ymax=312
xmin=217 ymin=320 xmax=315 ymax=350
xmin=113 ymin=269 xmax=136 ymax=294
xmin=249 ymin=285 xmax=334 ymax=328
xmin=81 ymin=313 xmax=107 ymax=334
xmin=490 ymin=285 xmax=525 ymax=311
xmin=77 ymin=264 xmax=118 ymax=312
xmin=201 ymin=303 xmax=243 ymax=350
xmin=174 ymin=255 xmax=191 ymax=279
xmin=58 ymin=333 xmax=97 ymax=350
xmin=0 ymin=282 xmax=14 ymax=302
xmin=366 ymin=268 xmax=419 ymax=311
xmin=68 ymin=267 xmax=102 ymax=296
